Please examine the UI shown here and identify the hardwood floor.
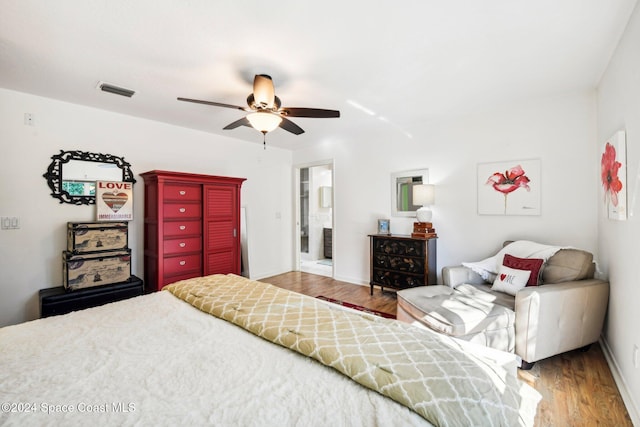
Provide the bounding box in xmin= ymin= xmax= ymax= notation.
xmin=264 ymin=271 xmax=633 ymax=427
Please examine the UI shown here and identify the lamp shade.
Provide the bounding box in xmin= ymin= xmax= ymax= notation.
xmin=246 ymin=112 xmax=283 ymax=133
xmin=413 ymin=184 xmax=435 ymax=222
xmin=413 ymin=184 xmax=435 ymax=206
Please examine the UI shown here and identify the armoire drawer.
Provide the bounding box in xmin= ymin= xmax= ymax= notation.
xmin=161 ymin=271 xmax=201 ymax=288
xmin=163 ymin=236 xmax=202 ymax=255
xmin=163 ymin=220 xmax=202 ymax=237
xmin=163 ymin=202 xmax=202 ymax=219
xmin=163 ymin=184 xmax=201 ymax=201
xmin=164 ymin=253 xmax=202 ymax=276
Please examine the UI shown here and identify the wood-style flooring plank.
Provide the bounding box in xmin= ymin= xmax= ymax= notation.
xmin=262 ymin=271 xmax=633 ymax=427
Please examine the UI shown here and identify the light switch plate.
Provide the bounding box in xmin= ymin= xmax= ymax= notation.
xmin=1 ymin=217 xmax=19 ymax=230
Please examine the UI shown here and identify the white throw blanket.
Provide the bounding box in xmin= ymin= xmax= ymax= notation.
xmin=462 ymin=240 xmax=564 ymax=282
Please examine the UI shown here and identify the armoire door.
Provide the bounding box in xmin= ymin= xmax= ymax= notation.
xmin=203 ymin=184 xmax=240 ymax=275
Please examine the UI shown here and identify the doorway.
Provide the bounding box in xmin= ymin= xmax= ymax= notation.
xmin=295 ymin=161 xmax=333 ymax=278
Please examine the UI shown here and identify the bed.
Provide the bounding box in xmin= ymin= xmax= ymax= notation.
xmin=0 ymin=274 xmax=539 ymax=426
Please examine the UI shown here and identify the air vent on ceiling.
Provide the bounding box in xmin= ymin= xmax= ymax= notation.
xmin=97 ymin=81 xmax=136 ymax=98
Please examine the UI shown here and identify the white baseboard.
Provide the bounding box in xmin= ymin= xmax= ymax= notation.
xmin=332 ymin=274 xmax=368 ymax=287
xmin=600 ymin=336 xmax=640 ymax=425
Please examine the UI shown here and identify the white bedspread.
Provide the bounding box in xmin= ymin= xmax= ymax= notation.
xmin=0 ymin=291 xmax=431 ymax=427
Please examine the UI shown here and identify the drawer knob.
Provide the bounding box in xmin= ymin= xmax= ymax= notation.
xmin=179 ymin=260 xmax=186 ymax=266
xmin=179 ymin=208 xmax=186 ymax=213
xmin=179 ymin=225 xmax=186 ymax=230
xmin=179 ymin=190 xmax=186 ymax=196
xmin=179 ymin=242 xmax=186 ymax=247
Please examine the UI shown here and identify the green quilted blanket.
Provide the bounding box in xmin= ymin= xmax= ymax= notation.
xmin=166 ymin=274 xmax=536 ymax=427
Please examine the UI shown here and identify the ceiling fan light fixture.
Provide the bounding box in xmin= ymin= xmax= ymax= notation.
xmin=253 ymin=74 xmax=275 ymax=108
xmin=246 ymin=112 xmax=282 ymax=133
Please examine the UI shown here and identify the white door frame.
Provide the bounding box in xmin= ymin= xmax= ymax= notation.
xmin=293 ymin=159 xmax=335 ymax=276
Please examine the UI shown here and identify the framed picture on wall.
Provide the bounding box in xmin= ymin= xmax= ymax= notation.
xmin=477 ymin=159 xmax=541 ymax=215
xmin=601 ymin=130 xmax=627 ymax=221
xmin=96 ymin=181 xmax=133 ymax=221
xmin=377 ymin=219 xmax=390 ymax=234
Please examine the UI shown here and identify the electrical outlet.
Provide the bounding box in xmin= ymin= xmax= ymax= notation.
xmin=24 ymin=113 xmax=34 ymax=126
xmin=634 ymin=344 xmax=639 ymax=368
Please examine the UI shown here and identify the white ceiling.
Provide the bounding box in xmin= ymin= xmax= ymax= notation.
xmin=1 ymin=0 xmax=637 ymax=150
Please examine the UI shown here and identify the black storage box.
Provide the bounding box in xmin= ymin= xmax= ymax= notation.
xmin=40 ymin=276 xmax=144 ymax=318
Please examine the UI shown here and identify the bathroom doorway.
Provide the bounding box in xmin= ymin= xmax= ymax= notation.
xmin=295 ymin=161 xmax=333 ymax=278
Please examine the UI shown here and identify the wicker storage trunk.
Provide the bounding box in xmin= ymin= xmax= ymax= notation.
xmin=67 ymin=222 xmax=129 ymax=254
xmin=63 ymin=249 xmax=132 ymax=290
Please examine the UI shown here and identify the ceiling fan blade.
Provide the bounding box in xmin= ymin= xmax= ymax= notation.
xmin=279 ymin=107 xmax=340 ymax=118
xmin=253 ymin=74 xmax=275 ymax=108
xmin=279 ymin=117 xmax=305 ymax=135
xmin=223 ymin=117 xmax=251 ymax=130
xmin=177 ymin=97 xmax=247 ymax=111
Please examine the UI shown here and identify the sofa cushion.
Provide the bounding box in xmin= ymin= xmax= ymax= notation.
xmin=397 ymin=285 xmax=516 ymax=353
xmin=503 ymin=254 xmax=543 ymax=286
xmin=542 ymin=249 xmax=594 ymax=284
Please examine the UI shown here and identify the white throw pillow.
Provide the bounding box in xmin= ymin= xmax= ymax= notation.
xmin=491 ymin=265 xmax=531 ymax=296
xmin=462 ymin=256 xmax=500 ymax=282
xmin=462 ymin=240 xmax=564 ymax=283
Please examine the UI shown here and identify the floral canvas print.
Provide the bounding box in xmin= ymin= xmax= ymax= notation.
xmin=601 ymin=131 xmax=627 ymax=220
xmin=478 ymin=159 xmax=541 ymax=215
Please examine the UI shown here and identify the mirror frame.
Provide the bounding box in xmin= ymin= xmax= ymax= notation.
xmin=43 ymin=150 xmax=136 ymax=205
xmin=390 ymin=169 xmax=429 ymax=217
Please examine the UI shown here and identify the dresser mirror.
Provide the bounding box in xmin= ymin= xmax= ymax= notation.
xmin=390 ymin=169 xmax=428 ymax=217
xmin=43 ymin=150 xmax=136 ymax=205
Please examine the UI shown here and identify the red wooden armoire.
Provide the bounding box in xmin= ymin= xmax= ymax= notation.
xmin=141 ymin=170 xmax=246 ymax=292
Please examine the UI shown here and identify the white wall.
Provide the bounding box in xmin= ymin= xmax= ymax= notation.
xmin=0 ymin=88 xmax=293 ymax=327
xmin=294 ymin=91 xmax=599 ymax=287
xmin=597 ymin=2 xmax=640 ymax=422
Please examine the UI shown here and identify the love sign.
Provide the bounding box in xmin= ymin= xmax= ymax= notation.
xmin=96 ymin=181 xmax=133 ymax=221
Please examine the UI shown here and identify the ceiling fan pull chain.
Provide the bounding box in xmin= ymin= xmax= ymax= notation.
xmin=262 ymin=131 xmax=267 ymax=149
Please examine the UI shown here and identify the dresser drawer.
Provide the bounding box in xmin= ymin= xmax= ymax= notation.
xmin=372 ymin=253 xmax=424 ymax=274
xmin=164 ymin=254 xmax=201 ymax=277
xmin=161 ymin=271 xmax=201 ymax=288
xmin=163 ymin=236 xmax=202 ymax=255
xmin=373 ymin=237 xmax=425 ymax=257
xmin=163 ymin=202 xmax=202 ymax=219
xmin=163 ymin=220 xmax=202 ymax=237
xmin=163 ymin=184 xmax=201 ymax=201
xmin=372 ymin=268 xmax=425 ymax=289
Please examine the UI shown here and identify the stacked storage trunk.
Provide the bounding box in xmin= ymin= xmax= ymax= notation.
xmin=63 ymin=222 xmax=132 ymax=290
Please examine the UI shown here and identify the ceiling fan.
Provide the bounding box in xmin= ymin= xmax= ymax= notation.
xmin=178 ymin=74 xmax=340 ymax=147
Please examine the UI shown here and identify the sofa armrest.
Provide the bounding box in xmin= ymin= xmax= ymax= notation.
xmin=442 ymin=266 xmax=486 ymax=288
xmin=515 ymin=279 xmax=609 ymax=363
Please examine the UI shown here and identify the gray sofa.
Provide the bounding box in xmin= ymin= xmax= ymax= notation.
xmin=397 ymin=246 xmax=610 ymax=369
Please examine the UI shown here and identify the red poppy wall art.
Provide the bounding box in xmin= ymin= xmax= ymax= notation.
xmin=477 ymin=159 xmax=541 ymax=215
xmin=601 ymin=130 xmax=627 ymax=220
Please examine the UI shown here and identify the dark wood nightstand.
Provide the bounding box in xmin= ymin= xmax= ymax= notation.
xmin=369 ymin=234 xmax=437 ymax=295
xmin=39 ymin=275 xmax=144 ymax=318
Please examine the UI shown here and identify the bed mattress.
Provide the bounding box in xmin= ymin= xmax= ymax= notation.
xmin=1 ymin=290 xmax=431 ymax=426
xmin=0 ymin=276 xmax=539 ymax=426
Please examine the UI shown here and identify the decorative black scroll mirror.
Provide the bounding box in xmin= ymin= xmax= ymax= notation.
xmin=43 ymin=150 xmax=136 ymax=205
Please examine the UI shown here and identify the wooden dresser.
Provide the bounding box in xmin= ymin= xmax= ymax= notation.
xmin=141 ymin=170 xmax=246 ymax=292
xmin=369 ymin=234 xmax=437 ymax=294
